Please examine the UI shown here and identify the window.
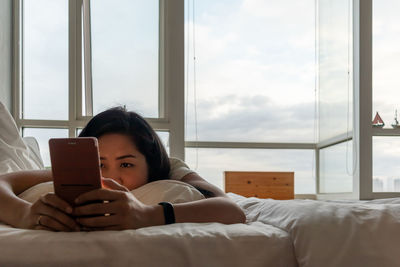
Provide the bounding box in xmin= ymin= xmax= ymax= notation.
xmin=22 ymin=0 xmax=68 ymax=120
xmin=372 ymin=0 xmax=400 ymax=193
xmin=373 ymin=0 xmax=400 ymax=127
xmin=318 ymin=0 xmax=353 ymax=142
xmin=373 ymin=137 xmax=400 ymax=192
xmin=317 ymin=0 xmax=354 ymax=195
xmin=15 ymin=0 xmax=184 ymax=167
xmin=319 ymin=141 xmax=353 ymax=193
xmin=15 ymin=0 xmax=399 ymax=199
xmin=185 ymin=0 xmax=316 ymax=143
xmin=16 ymin=0 xmax=317 ymax=196
xmin=90 ymin=0 xmax=160 ymax=117
xmin=184 ymin=0 xmax=317 ymax=193
xmin=22 ymin=128 xmax=68 ymax=167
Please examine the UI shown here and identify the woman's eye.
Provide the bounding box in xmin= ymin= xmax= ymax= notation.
xmin=121 ymin=163 xmax=134 ymax=168
xmin=100 ymin=163 xmax=105 ymax=168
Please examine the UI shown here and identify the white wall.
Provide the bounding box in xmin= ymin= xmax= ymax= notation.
xmin=0 ymin=0 xmax=12 ymax=112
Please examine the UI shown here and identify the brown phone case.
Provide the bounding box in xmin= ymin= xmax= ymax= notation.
xmin=49 ymin=137 xmax=102 ymax=206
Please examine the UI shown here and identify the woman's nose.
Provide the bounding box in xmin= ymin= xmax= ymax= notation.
xmin=101 ymin=168 xmax=123 ymax=184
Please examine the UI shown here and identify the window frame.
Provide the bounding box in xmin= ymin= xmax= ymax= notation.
xmin=355 ymin=0 xmax=400 ymax=199
xmin=10 ymin=0 xmax=320 ymax=198
xmin=15 ymin=0 xmax=399 ymax=199
xmin=12 ymin=0 xmax=185 ymax=159
xmin=317 ymin=0 xmax=400 ymax=199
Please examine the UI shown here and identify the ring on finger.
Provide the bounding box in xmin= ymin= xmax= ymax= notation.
xmin=37 ymin=215 xmax=43 ymax=226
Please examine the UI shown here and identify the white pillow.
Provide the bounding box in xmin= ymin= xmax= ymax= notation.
xmin=0 ymin=101 xmax=44 ymax=174
xmin=18 ymin=180 xmax=205 ymax=205
xmin=132 ymin=180 xmax=205 ymax=204
xmin=22 ymin=136 xmax=44 ymax=169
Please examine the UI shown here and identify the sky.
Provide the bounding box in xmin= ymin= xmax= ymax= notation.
xmin=18 ymin=0 xmax=400 ymax=194
xmin=373 ymin=0 xmax=400 ymax=128
xmin=23 ymin=0 xmax=69 ymax=120
xmin=185 ymin=0 xmax=316 ymax=143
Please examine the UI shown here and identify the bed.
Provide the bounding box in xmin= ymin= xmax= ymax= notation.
xmin=1 ymin=101 xmax=400 ymax=267
xmin=0 ymin=220 xmax=295 ymax=267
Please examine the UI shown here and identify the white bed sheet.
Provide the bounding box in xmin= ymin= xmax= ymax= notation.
xmin=231 ymin=193 xmax=400 ymax=267
xmin=0 ymin=221 xmax=297 ymax=267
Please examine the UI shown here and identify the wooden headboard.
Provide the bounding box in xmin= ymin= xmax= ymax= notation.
xmin=224 ymin=171 xmax=294 ymax=200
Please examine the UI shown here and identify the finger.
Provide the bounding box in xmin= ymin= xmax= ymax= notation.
xmin=75 ymin=188 xmax=124 ymax=205
xmin=102 ymin=178 xmax=129 ymax=192
xmin=36 ymin=203 xmax=79 ymax=231
xmin=40 ymin=193 xmax=73 ymax=214
xmin=38 ymin=215 xmax=72 ymax=232
xmin=77 ymin=214 xmax=119 ymax=228
xmin=73 ymin=202 xmax=117 ymax=217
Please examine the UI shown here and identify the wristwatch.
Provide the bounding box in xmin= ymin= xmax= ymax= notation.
xmin=158 ymin=202 xmax=175 ymax=224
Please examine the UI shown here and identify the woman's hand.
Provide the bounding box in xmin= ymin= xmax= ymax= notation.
xmin=20 ymin=193 xmax=80 ymax=232
xmin=73 ymin=178 xmax=162 ymax=231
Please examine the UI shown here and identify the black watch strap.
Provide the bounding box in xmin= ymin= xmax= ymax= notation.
xmin=158 ymin=202 xmax=175 ymax=224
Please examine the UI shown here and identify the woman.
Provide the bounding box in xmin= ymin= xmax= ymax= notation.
xmin=0 ymin=107 xmax=245 ymax=231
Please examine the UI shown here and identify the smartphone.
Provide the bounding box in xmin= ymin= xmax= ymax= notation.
xmin=49 ymin=137 xmax=102 ymax=206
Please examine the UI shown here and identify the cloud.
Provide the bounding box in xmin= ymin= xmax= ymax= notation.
xmin=185 ymin=94 xmax=316 ymax=142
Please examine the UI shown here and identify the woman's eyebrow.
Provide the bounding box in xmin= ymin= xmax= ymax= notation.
xmin=100 ymin=155 xmax=137 ymax=160
xmin=116 ymin=155 xmax=137 ymax=160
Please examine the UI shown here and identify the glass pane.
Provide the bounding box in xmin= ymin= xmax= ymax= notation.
xmin=76 ymin=128 xmax=83 ymax=137
xmin=319 ymin=141 xmax=353 ymax=193
xmin=23 ymin=0 xmax=68 ymax=120
xmin=22 ymin=128 xmax=69 ymax=168
xmin=373 ymin=137 xmax=400 ymax=192
xmin=90 ymin=0 xmax=159 ymax=118
xmin=156 ymin=131 xmax=170 ymax=156
xmin=318 ymin=0 xmax=353 ymax=141
xmin=185 ymin=148 xmax=315 ymax=194
xmin=373 ymin=0 xmax=400 ymax=128
xmin=185 ymin=0 xmax=316 ymax=142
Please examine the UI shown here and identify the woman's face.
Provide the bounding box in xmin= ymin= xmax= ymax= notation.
xmin=98 ymin=133 xmax=148 ymax=191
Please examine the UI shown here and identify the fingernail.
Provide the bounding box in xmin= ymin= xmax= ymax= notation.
xmin=75 ymin=198 xmax=79 ymax=204
xmin=66 ymin=207 xmax=72 ymax=214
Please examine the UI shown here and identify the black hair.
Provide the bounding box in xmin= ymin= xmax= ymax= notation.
xmin=79 ymin=107 xmax=170 ymax=182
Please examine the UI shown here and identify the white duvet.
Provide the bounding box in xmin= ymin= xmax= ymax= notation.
xmin=0 ymin=221 xmax=295 ymax=267
xmin=5 ymin=191 xmax=400 ymax=267
xmin=0 ymin=182 xmax=297 ymax=267
xmin=2 ymin=191 xmax=400 ymax=267
xmin=232 ymin=194 xmax=400 ymax=267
